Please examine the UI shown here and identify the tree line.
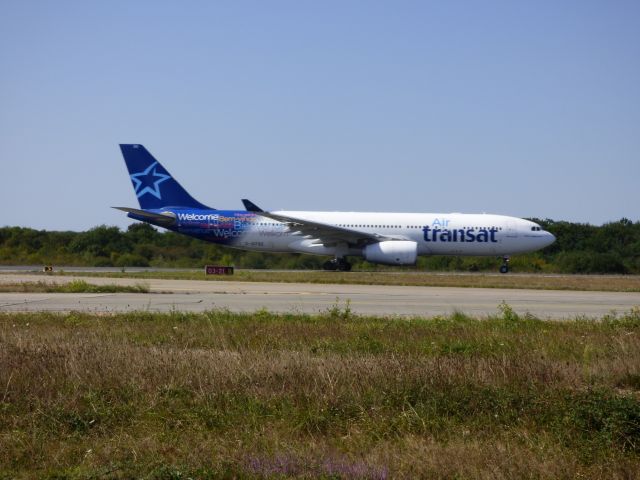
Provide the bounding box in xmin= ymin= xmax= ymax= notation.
xmin=0 ymin=218 xmax=638 ymax=273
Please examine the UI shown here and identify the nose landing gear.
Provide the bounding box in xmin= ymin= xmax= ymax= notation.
xmin=499 ymin=256 xmax=510 ymax=274
xmin=322 ymin=258 xmax=352 ymax=272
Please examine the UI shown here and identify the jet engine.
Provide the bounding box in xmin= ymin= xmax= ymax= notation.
xmin=363 ymin=241 xmax=418 ymax=265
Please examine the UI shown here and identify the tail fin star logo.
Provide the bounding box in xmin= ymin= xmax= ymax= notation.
xmin=130 ymin=161 xmax=170 ymax=199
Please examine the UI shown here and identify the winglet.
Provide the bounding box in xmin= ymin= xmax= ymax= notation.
xmin=242 ymin=199 xmax=264 ymax=212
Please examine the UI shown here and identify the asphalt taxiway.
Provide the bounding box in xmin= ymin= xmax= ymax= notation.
xmin=0 ymin=274 xmax=638 ymax=318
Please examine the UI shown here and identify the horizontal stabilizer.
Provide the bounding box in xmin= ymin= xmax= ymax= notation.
xmin=112 ymin=207 xmax=177 ymax=227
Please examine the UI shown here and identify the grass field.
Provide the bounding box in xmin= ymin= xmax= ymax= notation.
xmin=1 ymin=307 xmax=640 ymax=478
xmin=41 ymin=269 xmax=640 ymax=292
xmin=0 ymin=279 xmax=149 ymax=294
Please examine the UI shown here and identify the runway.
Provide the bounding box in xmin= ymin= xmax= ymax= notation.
xmin=1 ymin=274 xmax=638 ymax=318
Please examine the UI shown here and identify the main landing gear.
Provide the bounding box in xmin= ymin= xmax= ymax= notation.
xmin=499 ymin=256 xmax=510 ymax=274
xmin=323 ymin=258 xmax=352 ymax=272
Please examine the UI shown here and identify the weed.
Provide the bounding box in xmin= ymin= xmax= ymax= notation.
xmin=498 ymin=301 xmax=519 ymax=322
xmin=326 ymin=298 xmax=353 ymax=321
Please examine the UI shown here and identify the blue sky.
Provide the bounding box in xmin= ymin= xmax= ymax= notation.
xmin=1 ymin=1 xmax=638 ymax=231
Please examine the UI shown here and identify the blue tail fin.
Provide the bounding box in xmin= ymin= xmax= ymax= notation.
xmin=120 ymin=144 xmax=212 ymax=210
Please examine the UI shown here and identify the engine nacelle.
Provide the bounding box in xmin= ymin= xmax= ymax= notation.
xmin=363 ymin=241 xmax=418 ymax=266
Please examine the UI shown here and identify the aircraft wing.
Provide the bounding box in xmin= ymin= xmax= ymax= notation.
xmin=241 ymin=199 xmax=391 ymax=246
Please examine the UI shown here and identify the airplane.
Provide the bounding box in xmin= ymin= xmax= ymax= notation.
xmin=115 ymin=144 xmax=556 ymax=273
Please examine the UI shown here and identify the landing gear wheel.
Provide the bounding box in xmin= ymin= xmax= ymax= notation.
xmin=337 ymin=260 xmax=352 ymax=272
xmin=323 ymin=260 xmax=337 ymax=271
xmin=499 ymin=256 xmax=510 ymax=274
xmin=323 ymin=258 xmax=351 ymax=272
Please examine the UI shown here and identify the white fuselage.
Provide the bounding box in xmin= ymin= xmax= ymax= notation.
xmin=229 ymin=211 xmax=555 ymax=258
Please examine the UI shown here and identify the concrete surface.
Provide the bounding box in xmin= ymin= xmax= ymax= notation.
xmin=0 ymin=274 xmax=638 ymax=318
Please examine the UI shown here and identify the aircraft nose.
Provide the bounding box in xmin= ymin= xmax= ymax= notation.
xmin=545 ymin=231 xmax=556 ymax=246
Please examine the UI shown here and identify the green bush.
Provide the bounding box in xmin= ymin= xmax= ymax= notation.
xmin=1 ymin=218 xmax=639 ymax=273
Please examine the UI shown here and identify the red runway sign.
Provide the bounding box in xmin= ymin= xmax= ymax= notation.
xmin=205 ymin=265 xmax=234 ymax=275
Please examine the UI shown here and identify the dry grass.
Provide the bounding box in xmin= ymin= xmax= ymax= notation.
xmin=43 ymin=269 xmax=640 ymax=292
xmin=0 ymin=279 xmax=149 ymax=294
xmin=1 ymin=307 xmax=640 ymax=478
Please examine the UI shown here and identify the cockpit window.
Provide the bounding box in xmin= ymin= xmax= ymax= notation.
xmin=531 ymin=226 xmax=542 ymax=231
